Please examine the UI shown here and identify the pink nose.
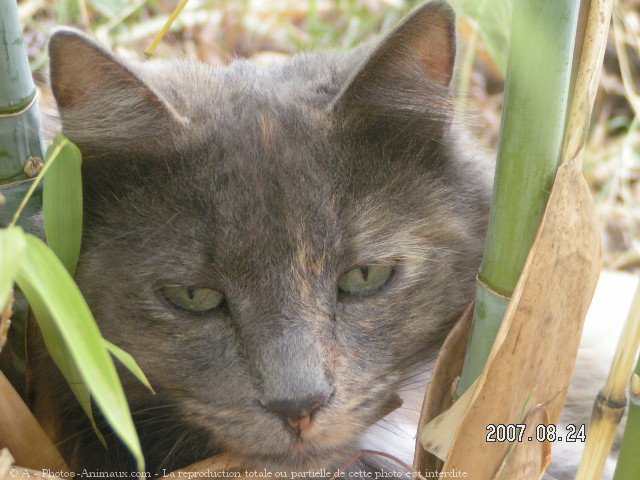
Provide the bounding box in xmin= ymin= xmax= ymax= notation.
xmin=263 ymin=394 xmax=330 ymax=433
xmin=287 ymin=413 xmax=313 ymax=432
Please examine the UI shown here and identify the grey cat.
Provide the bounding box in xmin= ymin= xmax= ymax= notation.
xmin=33 ymin=0 xmax=495 ymax=474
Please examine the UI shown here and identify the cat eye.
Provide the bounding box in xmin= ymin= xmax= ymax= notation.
xmin=338 ymin=265 xmax=393 ymax=295
xmin=161 ymin=286 xmax=225 ymax=313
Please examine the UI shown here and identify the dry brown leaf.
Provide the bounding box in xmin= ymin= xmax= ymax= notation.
xmin=417 ymin=377 xmax=477 ymax=463
xmin=413 ymin=302 xmax=473 ymax=474
xmin=491 ymin=405 xmax=552 ymax=480
xmin=421 ymin=161 xmax=600 ymax=479
xmin=0 ymin=449 xmax=14 ymax=480
xmin=0 ymin=371 xmax=69 ymax=472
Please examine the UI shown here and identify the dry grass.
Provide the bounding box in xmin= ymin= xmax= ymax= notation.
xmin=17 ymin=0 xmax=640 ymax=272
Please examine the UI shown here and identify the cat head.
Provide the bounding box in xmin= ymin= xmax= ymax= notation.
xmin=47 ymin=0 xmax=490 ymax=472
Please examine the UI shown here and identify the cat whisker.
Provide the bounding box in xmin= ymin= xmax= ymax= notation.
xmin=131 ymin=403 xmax=181 ymax=415
xmin=396 ymin=378 xmax=429 ymax=390
xmin=397 ymin=383 xmax=429 ymax=393
xmin=370 ymin=421 xmax=407 ymax=440
xmin=157 ymin=431 xmax=189 ymax=471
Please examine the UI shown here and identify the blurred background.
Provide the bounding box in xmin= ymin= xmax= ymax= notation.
xmin=16 ymin=0 xmax=640 ymax=273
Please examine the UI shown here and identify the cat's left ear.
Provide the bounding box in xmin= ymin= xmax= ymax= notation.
xmin=331 ymin=1 xmax=456 ymax=135
xmin=48 ymin=28 xmax=188 ymax=154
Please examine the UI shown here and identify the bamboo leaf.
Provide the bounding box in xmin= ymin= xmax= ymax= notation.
xmin=43 ymin=134 xmax=83 ymax=276
xmin=104 ymin=339 xmax=155 ymax=394
xmin=15 ymin=233 xmax=144 ymax=471
xmin=0 ymin=227 xmax=25 ymax=308
xmin=36 ymin=303 xmax=106 ymax=447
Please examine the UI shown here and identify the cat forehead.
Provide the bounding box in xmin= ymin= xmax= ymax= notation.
xmin=135 ymin=51 xmax=352 ymax=123
xmin=126 ymin=57 xmax=347 ymax=171
xmin=120 ymin=54 xmax=433 ymax=230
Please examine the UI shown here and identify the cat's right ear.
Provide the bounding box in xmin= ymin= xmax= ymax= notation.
xmin=331 ymin=1 xmax=456 ymax=142
xmin=48 ymin=29 xmax=187 ymax=153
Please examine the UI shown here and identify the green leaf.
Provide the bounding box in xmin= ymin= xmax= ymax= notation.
xmin=37 ymin=304 xmax=106 ymax=447
xmin=104 ymin=339 xmax=155 ymax=394
xmin=15 ymin=234 xmax=144 ymax=470
xmin=43 ymin=134 xmax=83 ymax=276
xmin=0 ymin=227 xmax=26 ymax=308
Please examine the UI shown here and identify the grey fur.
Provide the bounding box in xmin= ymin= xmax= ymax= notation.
xmin=33 ymin=1 xmax=494 ymax=475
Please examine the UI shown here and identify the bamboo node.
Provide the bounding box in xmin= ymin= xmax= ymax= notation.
xmin=23 ymin=157 xmax=44 ymax=178
xmin=0 ymin=90 xmax=37 ymax=118
xmin=475 ymin=275 xmax=511 ymax=301
xmin=593 ymin=392 xmax=626 ymax=422
xmin=596 ymin=391 xmax=627 ymax=410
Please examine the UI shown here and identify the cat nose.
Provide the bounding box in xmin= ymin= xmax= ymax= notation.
xmin=262 ymin=394 xmax=330 ymax=432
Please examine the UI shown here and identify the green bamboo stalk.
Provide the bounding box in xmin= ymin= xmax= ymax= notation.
xmin=611 ymin=281 xmax=640 ymax=480
xmin=0 ymin=0 xmax=46 ymax=396
xmin=613 ymin=356 xmax=640 ymax=479
xmin=0 ymin=0 xmax=45 ymax=227
xmin=456 ymin=0 xmax=580 ymax=395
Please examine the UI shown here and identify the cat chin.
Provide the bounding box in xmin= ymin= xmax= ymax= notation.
xmin=217 ymin=428 xmax=360 ymax=470
xmin=233 ymin=444 xmax=359 ymax=475
xmin=207 ymin=419 xmax=367 ymax=473
xmin=184 ymin=392 xmax=388 ymax=472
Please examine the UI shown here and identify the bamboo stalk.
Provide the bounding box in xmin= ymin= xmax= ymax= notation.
xmin=0 ymin=0 xmax=46 ymax=424
xmin=0 ymin=0 xmax=45 ymax=230
xmin=612 ymin=289 xmax=640 ymax=479
xmin=610 ymin=2 xmax=640 ymax=476
xmin=0 ymin=0 xmax=45 ymax=183
xmin=456 ymin=0 xmax=580 ymax=395
xmin=576 ymin=279 xmax=640 ymax=479
xmin=613 ymin=363 xmax=640 ymax=479
xmin=561 ymin=1 xmax=624 ymax=473
xmin=565 ymin=1 xmax=638 ymax=476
